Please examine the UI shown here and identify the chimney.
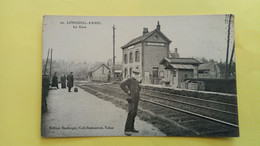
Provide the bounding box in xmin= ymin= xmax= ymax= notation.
xmin=143 ymin=28 xmax=149 ymax=35
xmin=170 ymin=48 xmax=180 ymax=58
xmin=156 ymin=21 xmax=161 ymax=31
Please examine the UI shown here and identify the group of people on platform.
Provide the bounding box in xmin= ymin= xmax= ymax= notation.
xmin=51 ymin=72 xmax=74 ymax=92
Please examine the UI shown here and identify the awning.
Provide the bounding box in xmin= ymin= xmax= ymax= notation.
xmin=170 ymin=64 xmax=195 ymax=70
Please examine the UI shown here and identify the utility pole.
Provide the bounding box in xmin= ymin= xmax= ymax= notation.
xmin=112 ymin=25 xmax=116 ymax=75
xmin=50 ymin=49 xmax=53 ymax=80
xmin=228 ymin=41 xmax=235 ymax=77
xmin=44 ymin=49 xmax=50 ymax=76
xmin=225 ymin=14 xmax=233 ymax=79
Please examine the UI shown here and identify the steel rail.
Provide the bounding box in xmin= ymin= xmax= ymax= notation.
xmin=141 ymin=93 xmax=238 ymax=116
xmin=140 ymin=98 xmax=239 ymax=128
xmin=142 ymin=88 xmax=237 ymax=107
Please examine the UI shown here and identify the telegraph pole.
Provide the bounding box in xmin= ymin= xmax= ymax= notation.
xmin=50 ymin=49 xmax=53 ymax=80
xmin=228 ymin=41 xmax=235 ymax=77
xmin=225 ymin=14 xmax=233 ymax=79
xmin=112 ymin=25 xmax=116 ymax=75
xmin=44 ymin=48 xmax=50 ymax=76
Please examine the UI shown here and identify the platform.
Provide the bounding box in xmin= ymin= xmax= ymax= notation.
xmin=41 ymin=86 xmax=165 ymax=137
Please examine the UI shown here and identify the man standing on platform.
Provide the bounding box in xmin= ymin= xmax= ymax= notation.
xmin=60 ymin=74 xmax=66 ymax=89
xmin=51 ymin=72 xmax=59 ymax=89
xmin=120 ymin=69 xmax=142 ymax=136
xmin=67 ymin=72 xmax=74 ymax=92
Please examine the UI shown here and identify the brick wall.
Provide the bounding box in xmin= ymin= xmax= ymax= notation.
xmin=143 ymin=43 xmax=168 ymax=80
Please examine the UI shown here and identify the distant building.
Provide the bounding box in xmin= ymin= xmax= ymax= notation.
xmin=87 ymin=64 xmax=110 ymax=82
xmin=113 ymin=64 xmax=122 ymax=79
xmin=198 ymin=63 xmax=220 ymax=79
xmin=106 ymin=60 xmax=122 ymax=81
xmin=121 ymin=21 xmax=172 ymax=84
xmin=159 ymin=57 xmax=202 ymax=88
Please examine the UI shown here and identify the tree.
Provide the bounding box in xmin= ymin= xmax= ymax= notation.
xmin=201 ymin=57 xmax=209 ymax=63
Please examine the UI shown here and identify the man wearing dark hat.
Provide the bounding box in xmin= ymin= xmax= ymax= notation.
xmin=120 ymin=69 xmax=142 ymax=136
xmin=67 ymin=72 xmax=74 ymax=92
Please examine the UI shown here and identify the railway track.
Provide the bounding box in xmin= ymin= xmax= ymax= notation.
xmin=99 ymin=83 xmax=238 ymax=126
xmin=76 ymin=82 xmax=239 ymax=136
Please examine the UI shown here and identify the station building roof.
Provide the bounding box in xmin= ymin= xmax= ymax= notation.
xmin=170 ymin=64 xmax=196 ymax=70
xmin=159 ymin=57 xmax=202 ymax=65
xmin=121 ymin=26 xmax=171 ymax=49
xmin=88 ymin=64 xmax=110 ymax=74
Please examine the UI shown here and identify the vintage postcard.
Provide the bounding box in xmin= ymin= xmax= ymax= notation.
xmin=41 ymin=15 xmax=239 ymax=137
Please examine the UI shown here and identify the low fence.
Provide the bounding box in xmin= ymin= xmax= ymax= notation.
xmin=184 ymin=78 xmax=237 ymax=94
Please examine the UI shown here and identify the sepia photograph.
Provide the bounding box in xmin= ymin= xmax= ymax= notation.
xmin=41 ymin=15 xmax=238 ymax=137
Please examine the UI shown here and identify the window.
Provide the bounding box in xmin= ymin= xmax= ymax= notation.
xmin=129 ymin=68 xmax=132 ymax=77
xmin=184 ymin=74 xmax=188 ymax=78
xmin=198 ymin=70 xmax=209 ymax=74
xmin=124 ymin=68 xmax=128 ymax=77
xmin=129 ymin=52 xmax=133 ymax=63
xmin=152 ymin=67 xmax=159 ymax=77
xmin=173 ymin=70 xmax=176 ymax=77
xmin=135 ymin=50 xmax=140 ymax=62
xmin=198 ymin=70 xmax=203 ymax=73
xmin=124 ymin=53 xmax=128 ymax=64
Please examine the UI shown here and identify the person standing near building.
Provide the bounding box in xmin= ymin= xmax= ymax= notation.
xmin=52 ymin=72 xmax=59 ymax=89
xmin=120 ymin=69 xmax=142 ymax=136
xmin=67 ymin=72 xmax=74 ymax=92
xmin=60 ymin=74 xmax=66 ymax=89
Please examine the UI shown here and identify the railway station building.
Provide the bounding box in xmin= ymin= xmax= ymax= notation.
xmin=121 ymin=21 xmax=172 ymax=84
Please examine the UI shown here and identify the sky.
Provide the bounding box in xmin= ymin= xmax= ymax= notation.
xmin=43 ymin=15 xmax=234 ymax=63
